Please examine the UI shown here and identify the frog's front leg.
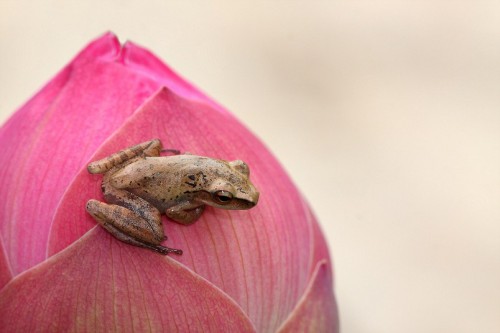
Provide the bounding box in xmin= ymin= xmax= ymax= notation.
xmin=88 ymin=139 xmax=163 ymax=174
xmin=166 ymin=201 xmax=206 ymax=225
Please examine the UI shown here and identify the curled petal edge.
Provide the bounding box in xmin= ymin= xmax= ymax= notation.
xmin=0 ymin=236 xmax=12 ymax=291
xmin=277 ymin=259 xmax=339 ymax=333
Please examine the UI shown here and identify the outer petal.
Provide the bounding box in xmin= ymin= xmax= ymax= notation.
xmin=277 ymin=260 xmax=339 ymax=333
xmin=0 ymin=227 xmax=256 ymax=332
xmin=48 ymin=88 xmax=324 ymax=332
xmin=0 ymin=33 xmax=166 ymax=275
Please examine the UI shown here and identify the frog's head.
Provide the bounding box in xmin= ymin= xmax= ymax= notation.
xmin=203 ymin=160 xmax=259 ymax=210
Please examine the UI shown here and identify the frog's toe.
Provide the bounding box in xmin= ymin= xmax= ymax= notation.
xmin=154 ymin=245 xmax=183 ymax=256
xmin=86 ymin=199 xmax=107 ymax=220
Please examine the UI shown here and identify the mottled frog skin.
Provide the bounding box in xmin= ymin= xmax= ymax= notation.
xmin=86 ymin=139 xmax=259 ymax=255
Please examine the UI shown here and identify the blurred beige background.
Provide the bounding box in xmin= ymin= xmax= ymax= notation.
xmin=1 ymin=1 xmax=499 ymax=332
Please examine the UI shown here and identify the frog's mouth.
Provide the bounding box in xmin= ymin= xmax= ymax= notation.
xmin=230 ymin=195 xmax=259 ymax=210
xmin=211 ymin=198 xmax=258 ymax=210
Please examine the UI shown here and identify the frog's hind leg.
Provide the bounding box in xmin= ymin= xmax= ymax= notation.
xmin=88 ymin=139 xmax=163 ymax=174
xmin=86 ymin=199 xmax=182 ymax=255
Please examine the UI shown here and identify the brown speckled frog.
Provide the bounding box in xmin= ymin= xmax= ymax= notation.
xmin=86 ymin=139 xmax=259 ymax=255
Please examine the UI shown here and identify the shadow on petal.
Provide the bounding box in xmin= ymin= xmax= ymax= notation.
xmin=0 ymin=227 xmax=256 ymax=332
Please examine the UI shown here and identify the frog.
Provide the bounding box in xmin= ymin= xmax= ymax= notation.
xmin=85 ymin=139 xmax=259 ymax=255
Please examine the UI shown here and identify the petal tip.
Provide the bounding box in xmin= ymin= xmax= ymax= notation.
xmin=71 ymin=31 xmax=122 ymax=65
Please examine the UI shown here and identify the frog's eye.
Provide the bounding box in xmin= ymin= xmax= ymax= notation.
xmin=213 ymin=190 xmax=233 ymax=205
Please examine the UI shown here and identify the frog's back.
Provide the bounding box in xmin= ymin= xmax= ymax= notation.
xmin=110 ymin=154 xmax=228 ymax=189
xmin=146 ymin=155 xmax=229 ymax=175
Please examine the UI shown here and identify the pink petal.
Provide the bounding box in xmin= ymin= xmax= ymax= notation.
xmin=0 ymin=33 xmax=168 ymax=275
xmin=277 ymin=260 xmax=339 ymax=333
xmin=48 ymin=88 xmax=325 ymax=332
xmin=0 ymin=227 xmax=256 ymax=332
xmin=0 ymin=236 xmax=12 ymax=290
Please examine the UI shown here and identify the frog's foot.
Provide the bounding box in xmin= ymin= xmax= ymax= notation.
xmin=112 ymin=230 xmax=182 ymax=255
xmin=98 ymin=222 xmax=182 ymax=255
xmin=101 ymin=222 xmax=182 ymax=255
xmin=153 ymin=245 xmax=183 ymax=255
xmin=123 ymin=236 xmax=182 ymax=255
xmin=111 ymin=228 xmax=182 ymax=255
